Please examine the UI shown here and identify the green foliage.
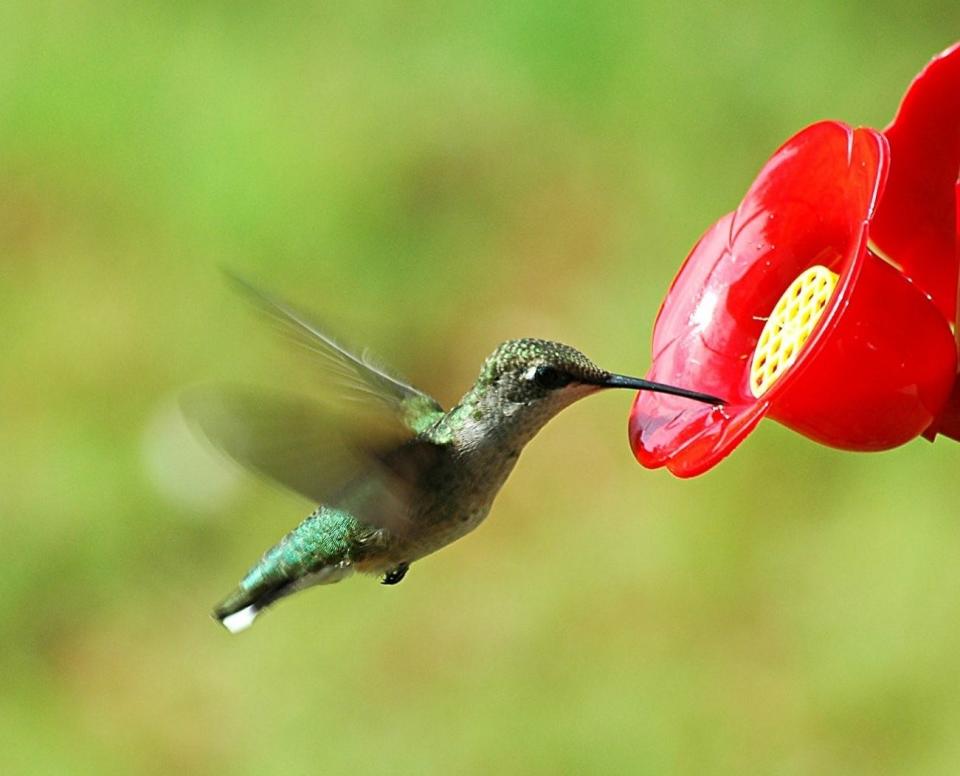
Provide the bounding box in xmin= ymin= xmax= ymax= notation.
xmin=3 ymin=2 xmax=959 ymax=773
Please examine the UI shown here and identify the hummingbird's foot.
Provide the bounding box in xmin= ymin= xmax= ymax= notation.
xmin=381 ymin=562 xmax=410 ymax=586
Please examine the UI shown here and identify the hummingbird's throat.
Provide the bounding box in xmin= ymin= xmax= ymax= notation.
xmin=749 ymin=265 xmax=838 ymax=398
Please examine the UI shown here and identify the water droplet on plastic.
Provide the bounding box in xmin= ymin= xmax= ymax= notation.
xmin=710 ymin=405 xmax=731 ymax=421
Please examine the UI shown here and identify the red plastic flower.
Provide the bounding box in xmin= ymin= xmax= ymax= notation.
xmin=630 ymin=44 xmax=960 ymax=477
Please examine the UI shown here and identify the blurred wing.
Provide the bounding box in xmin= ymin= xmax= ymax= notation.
xmin=224 ymin=272 xmax=444 ymax=433
xmin=332 ymin=436 xmax=446 ymax=538
xmin=181 ymin=385 xmax=439 ymax=535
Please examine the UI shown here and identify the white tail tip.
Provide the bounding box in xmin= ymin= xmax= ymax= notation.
xmin=220 ymin=605 xmax=259 ymax=634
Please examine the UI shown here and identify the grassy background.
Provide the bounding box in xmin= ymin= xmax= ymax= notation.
xmin=4 ymin=2 xmax=960 ymax=774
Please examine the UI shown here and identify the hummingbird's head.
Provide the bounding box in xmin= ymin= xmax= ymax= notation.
xmin=468 ymin=339 xmax=720 ymax=441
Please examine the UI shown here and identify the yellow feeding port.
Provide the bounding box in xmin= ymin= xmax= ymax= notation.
xmin=750 ymin=265 xmax=839 ymax=398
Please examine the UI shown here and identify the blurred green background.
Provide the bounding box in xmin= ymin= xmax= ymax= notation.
xmin=4 ymin=2 xmax=960 ymax=774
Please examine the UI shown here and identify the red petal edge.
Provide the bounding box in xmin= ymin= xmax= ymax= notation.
xmin=873 ymin=42 xmax=960 ymax=323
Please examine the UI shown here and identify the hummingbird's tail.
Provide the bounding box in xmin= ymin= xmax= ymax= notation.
xmin=212 ymin=506 xmax=359 ymax=633
xmin=212 ymin=564 xmax=292 ymax=633
xmin=212 ymin=587 xmax=274 ymax=634
xmin=213 ymin=559 xmax=354 ymax=633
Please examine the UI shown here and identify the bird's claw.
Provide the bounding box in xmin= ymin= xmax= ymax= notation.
xmin=381 ymin=562 xmax=410 ymax=585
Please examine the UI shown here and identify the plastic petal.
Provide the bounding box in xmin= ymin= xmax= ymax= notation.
xmin=630 ymin=123 xmax=888 ymax=476
xmin=873 ymin=43 xmax=960 ymax=322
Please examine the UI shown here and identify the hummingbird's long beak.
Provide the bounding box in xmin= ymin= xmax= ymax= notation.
xmin=599 ymin=373 xmax=724 ymax=405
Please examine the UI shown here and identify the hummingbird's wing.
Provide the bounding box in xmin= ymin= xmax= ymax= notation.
xmin=181 ymin=385 xmax=440 ymax=535
xmin=223 ymin=272 xmax=444 ymax=434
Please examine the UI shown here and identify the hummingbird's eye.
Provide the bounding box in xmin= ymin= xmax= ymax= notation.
xmin=530 ymin=365 xmax=573 ymax=390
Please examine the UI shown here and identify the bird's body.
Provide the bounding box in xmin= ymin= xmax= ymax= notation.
xmin=188 ymin=279 xmax=721 ymax=633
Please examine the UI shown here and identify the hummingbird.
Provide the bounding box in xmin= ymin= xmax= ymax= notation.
xmin=185 ymin=277 xmax=722 ymax=633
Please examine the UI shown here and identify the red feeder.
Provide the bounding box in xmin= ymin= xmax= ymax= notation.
xmin=630 ymin=44 xmax=960 ymax=477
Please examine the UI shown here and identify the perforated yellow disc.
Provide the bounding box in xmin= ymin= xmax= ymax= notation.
xmin=749 ymin=265 xmax=839 ymax=398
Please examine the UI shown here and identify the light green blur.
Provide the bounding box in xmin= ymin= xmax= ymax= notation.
xmin=3 ymin=2 xmax=960 ymax=774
